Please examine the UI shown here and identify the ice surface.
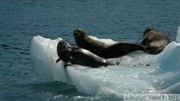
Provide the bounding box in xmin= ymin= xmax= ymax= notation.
xmin=176 ymin=26 xmax=180 ymax=42
xmin=30 ymin=29 xmax=180 ymax=98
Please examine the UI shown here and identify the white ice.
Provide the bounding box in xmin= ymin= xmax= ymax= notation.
xmin=176 ymin=26 xmax=180 ymax=42
xmin=30 ymin=27 xmax=180 ymax=98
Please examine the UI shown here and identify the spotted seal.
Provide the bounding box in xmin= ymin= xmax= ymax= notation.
xmin=56 ymin=40 xmax=119 ymax=68
xmin=73 ymin=28 xmax=148 ymax=58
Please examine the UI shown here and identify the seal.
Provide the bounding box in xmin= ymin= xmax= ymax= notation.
xmin=141 ymin=28 xmax=171 ymax=54
xmin=56 ymin=40 xmax=119 ymax=68
xmin=73 ymin=28 xmax=148 ymax=59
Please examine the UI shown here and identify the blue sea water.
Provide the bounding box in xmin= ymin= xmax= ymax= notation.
xmin=0 ymin=0 xmax=180 ymax=101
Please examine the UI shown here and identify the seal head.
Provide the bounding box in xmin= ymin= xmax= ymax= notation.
xmin=141 ymin=28 xmax=171 ymax=54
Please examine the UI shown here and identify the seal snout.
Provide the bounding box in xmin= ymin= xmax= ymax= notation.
xmin=58 ymin=40 xmax=66 ymax=46
xmin=73 ymin=30 xmax=79 ymax=36
xmin=73 ymin=29 xmax=81 ymax=36
xmin=57 ymin=40 xmax=68 ymax=49
xmin=73 ymin=28 xmax=86 ymax=38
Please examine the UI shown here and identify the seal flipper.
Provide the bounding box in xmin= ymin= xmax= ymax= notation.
xmin=114 ymin=61 xmax=120 ymax=65
xmin=56 ymin=58 xmax=61 ymax=63
xmin=109 ymin=61 xmax=119 ymax=66
xmin=104 ymin=60 xmax=119 ymax=67
xmin=64 ymin=61 xmax=72 ymax=68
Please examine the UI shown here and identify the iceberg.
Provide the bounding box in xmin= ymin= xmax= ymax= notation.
xmin=30 ymin=27 xmax=180 ymax=98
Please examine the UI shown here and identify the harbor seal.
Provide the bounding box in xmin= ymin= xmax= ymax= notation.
xmin=141 ymin=28 xmax=171 ymax=54
xmin=56 ymin=40 xmax=119 ymax=68
xmin=73 ymin=28 xmax=148 ymax=59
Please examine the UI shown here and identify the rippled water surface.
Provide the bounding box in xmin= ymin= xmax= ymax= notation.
xmin=0 ymin=0 xmax=180 ymax=101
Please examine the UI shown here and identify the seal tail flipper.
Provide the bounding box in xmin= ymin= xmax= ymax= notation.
xmin=107 ymin=61 xmax=119 ymax=66
xmin=115 ymin=61 xmax=120 ymax=65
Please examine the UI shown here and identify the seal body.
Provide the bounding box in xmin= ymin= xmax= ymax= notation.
xmin=73 ymin=28 xmax=148 ymax=59
xmin=141 ymin=28 xmax=171 ymax=54
xmin=56 ymin=40 xmax=119 ymax=68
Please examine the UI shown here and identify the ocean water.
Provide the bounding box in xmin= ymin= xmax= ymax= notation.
xmin=0 ymin=0 xmax=180 ymax=101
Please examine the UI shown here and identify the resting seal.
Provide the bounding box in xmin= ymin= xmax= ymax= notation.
xmin=73 ymin=28 xmax=148 ymax=59
xmin=56 ymin=40 xmax=119 ymax=68
xmin=141 ymin=28 xmax=171 ymax=54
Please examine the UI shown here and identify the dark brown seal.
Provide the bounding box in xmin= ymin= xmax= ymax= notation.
xmin=73 ymin=28 xmax=148 ymax=59
xmin=141 ymin=28 xmax=171 ymax=54
xmin=56 ymin=40 xmax=119 ymax=68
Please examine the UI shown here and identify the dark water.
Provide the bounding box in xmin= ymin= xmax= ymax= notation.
xmin=0 ymin=0 xmax=179 ymax=100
